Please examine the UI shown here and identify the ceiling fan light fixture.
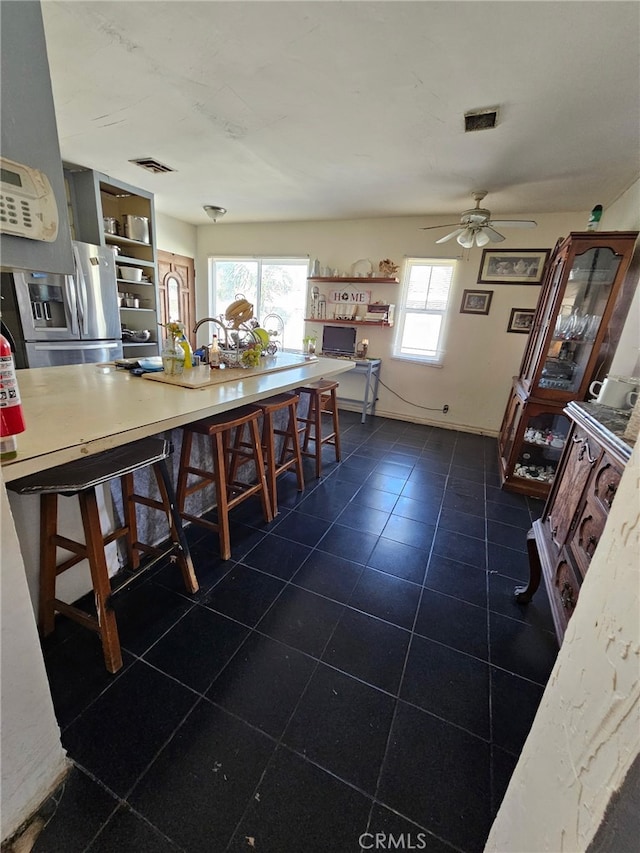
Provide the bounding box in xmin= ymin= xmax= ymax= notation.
xmin=422 ymin=191 xmax=537 ymax=245
xmin=457 ymin=228 xmax=476 ymax=249
xmin=203 ymin=205 xmax=227 ymax=223
xmin=475 ymin=229 xmax=491 ymax=247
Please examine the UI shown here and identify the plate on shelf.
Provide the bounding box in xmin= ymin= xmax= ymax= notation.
xmin=351 ymin=259 xmax=372 ymax=277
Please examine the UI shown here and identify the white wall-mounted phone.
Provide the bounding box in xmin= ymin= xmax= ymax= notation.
xmin=0 ymin=155 xmax=59 ymax=242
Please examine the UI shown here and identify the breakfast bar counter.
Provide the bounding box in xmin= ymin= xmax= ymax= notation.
xmin=2 ymin=355 xmax=355 ymax=482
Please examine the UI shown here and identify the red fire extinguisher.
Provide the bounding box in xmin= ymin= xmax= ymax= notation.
xmin=0 ymin=332 xmax=26 ymax=461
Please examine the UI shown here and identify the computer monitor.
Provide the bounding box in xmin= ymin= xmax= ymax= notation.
xmin=322 ymin=325 xmax=357 ymax=356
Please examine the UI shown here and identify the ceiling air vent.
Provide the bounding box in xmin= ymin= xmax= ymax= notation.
xmin=464 ymin=107 xmax=499 ymax=132
xmin=129 ymin=158 xmax=175 ymax=174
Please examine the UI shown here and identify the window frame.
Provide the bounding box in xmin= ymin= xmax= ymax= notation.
xmin=392 ymin=257 xmax=457 ymax=367
xmin=208 ymin=255 xmax=310 ymax=350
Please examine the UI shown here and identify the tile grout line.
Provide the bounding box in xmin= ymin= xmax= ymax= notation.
xmin=361 ymin=430 xmax=455 ymax=845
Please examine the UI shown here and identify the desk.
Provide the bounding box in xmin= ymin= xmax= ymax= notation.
xmin=2 ymin=355 xmax=355 ymax=482
xmin=321 ymin=357 xmax=381 ymax=423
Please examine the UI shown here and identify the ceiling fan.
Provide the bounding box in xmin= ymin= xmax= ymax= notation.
xmin=421 ymin=191 xmax=537 ymax=248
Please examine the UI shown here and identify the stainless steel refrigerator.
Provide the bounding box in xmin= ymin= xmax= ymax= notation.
xmin=2 ymin=241 xmax=123 ymax=368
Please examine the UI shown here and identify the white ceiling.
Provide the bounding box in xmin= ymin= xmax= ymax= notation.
xmin=41 ymin=1 xmax=640 ymax=227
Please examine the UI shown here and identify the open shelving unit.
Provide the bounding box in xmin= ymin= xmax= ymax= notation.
xmin=65 ymin=167 xmax=161 ymax=357
xmin=305 ymin=275 xmax=398 ymax=327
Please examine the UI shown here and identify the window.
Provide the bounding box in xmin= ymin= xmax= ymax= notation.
xmin=393 ymin=258 xmax=456 ymax=366
xmin=209 ymin=257 xmax=309 ymax=351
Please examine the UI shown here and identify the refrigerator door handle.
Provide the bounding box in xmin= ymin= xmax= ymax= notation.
xmin=73 ymin=242 xmax=89 ymax=336
xmin=63 ymin=274 xmax=79 ymax=336
xmin=32 ymin=341 xmax=121 ymax=351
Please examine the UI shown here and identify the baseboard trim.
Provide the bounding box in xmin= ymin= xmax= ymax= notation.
xmin=337 ymin=404 xmax=499 ymax=437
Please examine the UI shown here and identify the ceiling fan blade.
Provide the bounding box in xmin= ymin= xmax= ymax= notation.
xmin=483 ymin=226 xmax=506 ymax=242
xmin=490 ymin=219 xmax=537 ymax=228
xmin=435 ymin=228 xmax=465 ymax=244
xmin=420 ymin=223 xmax=460 ymax=231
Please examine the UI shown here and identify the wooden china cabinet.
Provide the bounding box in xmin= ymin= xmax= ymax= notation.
xmin=497 ymin=231 xmax=638 ymax=499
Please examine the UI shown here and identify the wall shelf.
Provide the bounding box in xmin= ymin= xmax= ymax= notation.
xmin=304 ymin=317 xmax=392 ymax=327
xmin=307 ymin=276 xmax=398 ymax=284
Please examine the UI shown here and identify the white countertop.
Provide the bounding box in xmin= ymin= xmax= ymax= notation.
xmin=1 ymin=356 xmax=355 ymax=482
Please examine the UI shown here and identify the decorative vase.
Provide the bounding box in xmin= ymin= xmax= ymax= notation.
xmin=161 ymin=337 xmax=185 ymax=375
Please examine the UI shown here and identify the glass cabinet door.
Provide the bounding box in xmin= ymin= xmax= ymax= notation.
xmin=537 ymin=247 xmax=622 ymax=394
xmin=513 ymin=409 xmax=571 ymax=486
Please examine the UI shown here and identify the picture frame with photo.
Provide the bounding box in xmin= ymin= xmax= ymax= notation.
xmin=478 ymin=249 xmax=550 ymax=284
xmin=507 ymin=307 xmax=535 ymax=334
xmin=460 ymin=289 xmax=493 ymax=315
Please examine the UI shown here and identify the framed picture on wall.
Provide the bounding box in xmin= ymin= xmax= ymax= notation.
xmin=460 ymin=289 xmax=493 ymax=315
xmin=478 ymin=249 xmax=550 ymax=284
xmin=507 ymin=307 xmax=535 ymax=334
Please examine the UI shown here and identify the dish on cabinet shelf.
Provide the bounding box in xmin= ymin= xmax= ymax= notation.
xmin=351 ymin=259 xmax=372 ymax=277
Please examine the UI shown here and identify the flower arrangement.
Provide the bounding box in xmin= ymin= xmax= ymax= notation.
xmin=159 ymin=321 xmax=185 ymax=341
xmin=378 ymin=258 xmax=399 ymax=278
xmin=159 ymin=322 xmax=186 ymax=375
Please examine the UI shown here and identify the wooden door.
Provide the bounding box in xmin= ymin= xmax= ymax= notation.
xmin=157 ymin=250 xmax=196 ymax=347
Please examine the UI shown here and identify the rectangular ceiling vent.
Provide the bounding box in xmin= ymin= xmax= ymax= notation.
xmin=129 ymin=158 xmax=175 ymax=174
xmin=464 ymin=107 xmax=499 ymax=132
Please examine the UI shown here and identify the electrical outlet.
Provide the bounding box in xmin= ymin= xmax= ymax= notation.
xmin=443 ymin=404 xmax=449 ymax=414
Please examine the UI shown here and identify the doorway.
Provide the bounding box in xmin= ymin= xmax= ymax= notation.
xmin=157 ymin=251 xmax=196 ymax=347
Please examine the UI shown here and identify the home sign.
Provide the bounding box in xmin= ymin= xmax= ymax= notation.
xmin=329 ymin=290 xmax=371 ymax=304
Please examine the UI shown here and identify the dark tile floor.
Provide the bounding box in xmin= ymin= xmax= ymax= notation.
xmin=33 ymin=413 xmax=558 ymax=853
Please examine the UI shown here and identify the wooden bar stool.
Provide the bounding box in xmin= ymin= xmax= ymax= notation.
xmin=252 ymin=393 xmax=305 ymax=515
xmin=295 ymin=379 xmax=342 ymax=479
xmin=176 ymin=404 xmax=273 ymax=560
xmin=6 ymin=438 xmax=198 ymax=674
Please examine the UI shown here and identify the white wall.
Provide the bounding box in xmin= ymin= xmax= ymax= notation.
xmin=155 ymin=211 xmax=197 ymax=259
xmin=196 ymin=211 xmax=588 ymax=434
xmin=604 ymin=178 xmax=640 ymax=378
xmin=0 ymin=481 xmax=69 ymax=842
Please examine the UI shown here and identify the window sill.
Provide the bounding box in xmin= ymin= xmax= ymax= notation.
xmin=391 ymin=354 xmax=443 ymax=368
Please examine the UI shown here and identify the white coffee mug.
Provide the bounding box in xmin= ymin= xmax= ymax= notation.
xmin=589 ymin=376 xmax=638 ymax=409
xmin=627 ymin=390 xmax=639 ymax=408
